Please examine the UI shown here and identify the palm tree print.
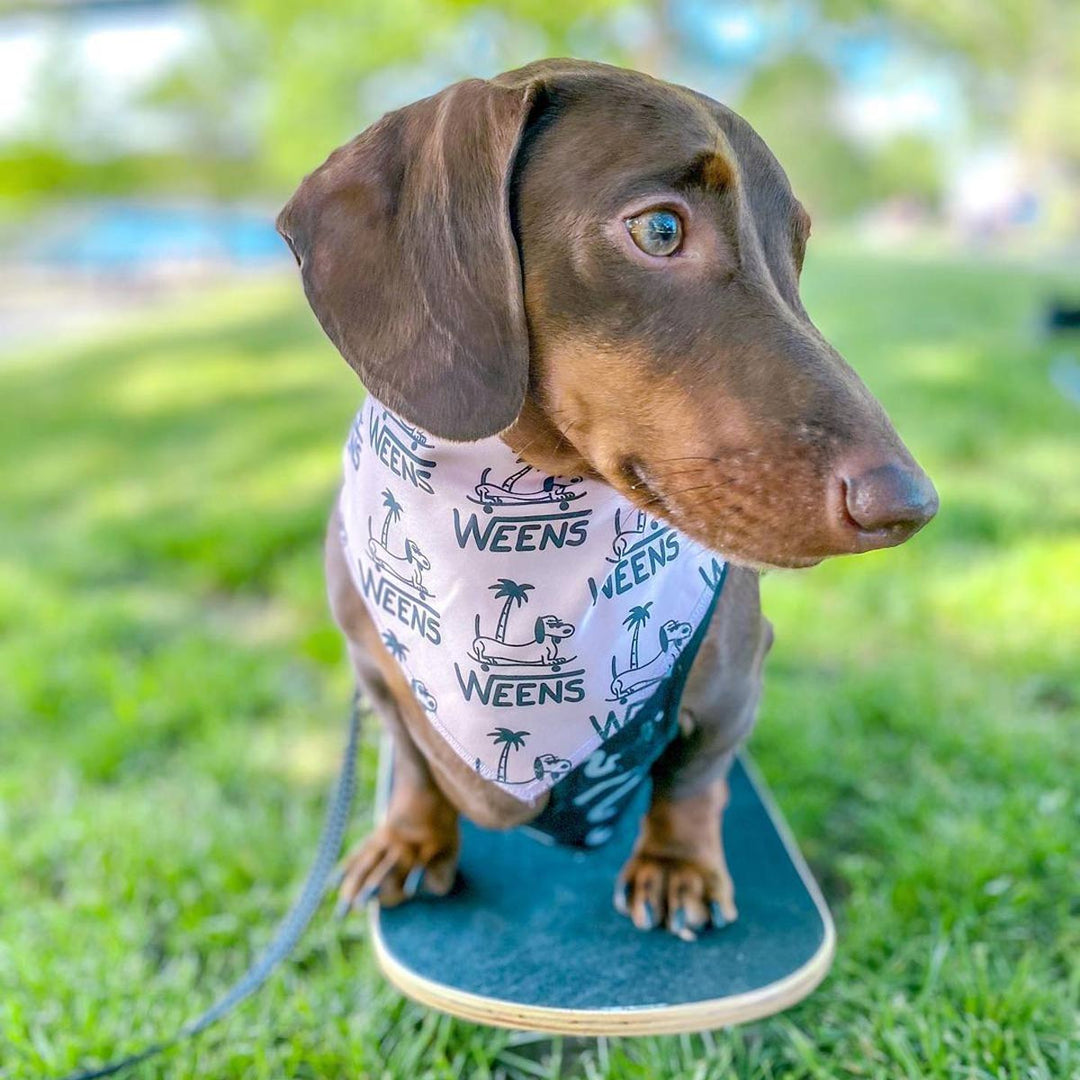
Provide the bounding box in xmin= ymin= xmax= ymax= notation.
xmin=489 ymin=579 xmax=534 ymax=642
xmin=488 ymin=727 xmax=530 ymax=783
xmin=382 ymin=629 xmax=408 ymax=662
xmin=623 ymin=602 xmax=653 ymax=669
xmin=379 ymin=488 xmax=403 ymax=546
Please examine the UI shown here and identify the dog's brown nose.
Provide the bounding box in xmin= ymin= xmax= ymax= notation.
xmin=840 ymin=461 xmax=938 ymax=546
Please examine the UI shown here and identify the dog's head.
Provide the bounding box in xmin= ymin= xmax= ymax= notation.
xmin=534 ymin=753 xmax=572 ymax=780
xmin=279 ymin=59 xmax=937 ymax=569
xmin=534 ymin=615 xmax=575 ymax=642
xmin=657 ymin=619 xmax=694 ymax=652
xmin=541 ymin=474 xmax=582 ymax=493
xmin=410 ymin=678 xmax=437 ymax=713
xmin=404 ymin=540 xmax=430 ymax=570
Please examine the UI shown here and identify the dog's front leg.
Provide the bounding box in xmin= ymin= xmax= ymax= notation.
xmin=338 ymin=707 xmax=460 ymax=909
xmin=616 ymin=778 xmax=735 ymax=939
xmin=616 ymin=567 xmax=772 ymax=938
xmin=326 ymin=505 xmax=460 ymax=910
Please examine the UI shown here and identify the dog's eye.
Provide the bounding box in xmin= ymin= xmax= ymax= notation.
xmin=626 ymin=209 xmax=682 ymax=257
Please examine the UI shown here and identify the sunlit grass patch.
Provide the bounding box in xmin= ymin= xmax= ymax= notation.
xmin=2 ymin=252 xmax=1078 ymax=1079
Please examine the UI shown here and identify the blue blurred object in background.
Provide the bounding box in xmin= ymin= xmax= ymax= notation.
xmin=24 ymin=202 xmax=286 ymax=273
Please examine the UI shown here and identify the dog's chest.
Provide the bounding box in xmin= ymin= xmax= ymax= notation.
xmin=340 ymin=396 xmax=727 ymax=814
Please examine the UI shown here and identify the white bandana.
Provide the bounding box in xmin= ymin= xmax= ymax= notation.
xmin=340 ymin=396 xmax=727 ymax=804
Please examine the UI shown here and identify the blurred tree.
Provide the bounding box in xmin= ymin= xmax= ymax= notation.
xmin=0 ymin=0 xmax=633 ymax=207
xmin=736 ymin=54 xmax=943 ymax=217
xmin=736 ymin=54 xmax=877 ymax=218
xmin=818 ymin=0 xmax=1080 ymax=170
xmin=870 ymin=133 xmax=942 ymax=206
xmin=209 ymin=0 xmax=632 ymax=188
xmin=3 ymin=0 xmax=1074 ymax=226
xmin=138 ymin=10 xmax=263 ymax=199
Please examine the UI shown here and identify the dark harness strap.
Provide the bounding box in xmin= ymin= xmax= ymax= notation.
xmin=54 ymin=695 xmax=362 ymax=1080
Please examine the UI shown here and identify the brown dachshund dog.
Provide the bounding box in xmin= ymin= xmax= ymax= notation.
xmin=277 ymin=59 xmax=938 ymax=937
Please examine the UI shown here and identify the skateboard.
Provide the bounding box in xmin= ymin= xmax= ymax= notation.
xmin=369 ymin=752 xmax=834 ymax=1035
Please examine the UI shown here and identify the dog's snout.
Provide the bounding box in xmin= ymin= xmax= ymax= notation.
xmin=839 ymin=461 xmax=938 ymax=547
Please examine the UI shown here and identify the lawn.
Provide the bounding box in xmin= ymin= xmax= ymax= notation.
xmin=1 ymin=248 xmax=1078 ymax=1080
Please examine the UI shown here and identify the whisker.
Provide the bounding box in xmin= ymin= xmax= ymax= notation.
xmin=507 ymin=413 xmax=584 ymax=467
xmin=651 ymin=452 xmax=761 ymax=465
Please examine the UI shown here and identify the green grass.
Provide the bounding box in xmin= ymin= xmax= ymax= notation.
xmin=2 ymin=248 xmax=1078 ymax=1079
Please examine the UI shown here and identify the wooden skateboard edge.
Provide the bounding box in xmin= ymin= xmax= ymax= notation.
xmin=367 ymin=747 xmax=836 ymax=1035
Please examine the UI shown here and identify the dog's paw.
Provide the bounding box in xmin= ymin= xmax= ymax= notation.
xmin=337 ymin=820 xmax=459 ymax=913
xmin=614 ymin=851 xmax=737 ymax=941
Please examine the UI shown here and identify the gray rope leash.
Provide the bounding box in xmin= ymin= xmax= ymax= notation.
xmin=55 ymin=694 xmax=363 ymax=1080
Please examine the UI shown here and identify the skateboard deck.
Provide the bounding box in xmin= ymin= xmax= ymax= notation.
xmin=369 ymin=753 xmax=834 ymax=1035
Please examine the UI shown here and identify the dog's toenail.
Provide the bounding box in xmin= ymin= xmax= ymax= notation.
xmin=672 ymin=913 xmax=697 ymax=942
xmin=709 ymin=901 xmax=729 ymax=929
xmin=357 ymin=883 xmax=380 ymax=907
xmin=641 ymin=900 xmax=657 ymax=930
xmin=614 ymin=881 xmax=631 ymax=914
xmin=334 ymin=895 xmax=353 ymax=920
xmin=403 ymin=866 xmax=425 ymax=898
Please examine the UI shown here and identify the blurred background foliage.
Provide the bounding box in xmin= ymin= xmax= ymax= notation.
xmin=1 ymin=0 xmax=1077 ymax=235
xmin=2 ymin=3 xmax=1078 ymax=1077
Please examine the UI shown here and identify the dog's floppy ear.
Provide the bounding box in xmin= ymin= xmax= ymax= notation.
xmin=534 ymin=616 xmax=546 ymax=643
xmin=276 ymin=78 xmax=539 ymax=441
xmin=658 ymin=622 xmax=670 ymax=651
